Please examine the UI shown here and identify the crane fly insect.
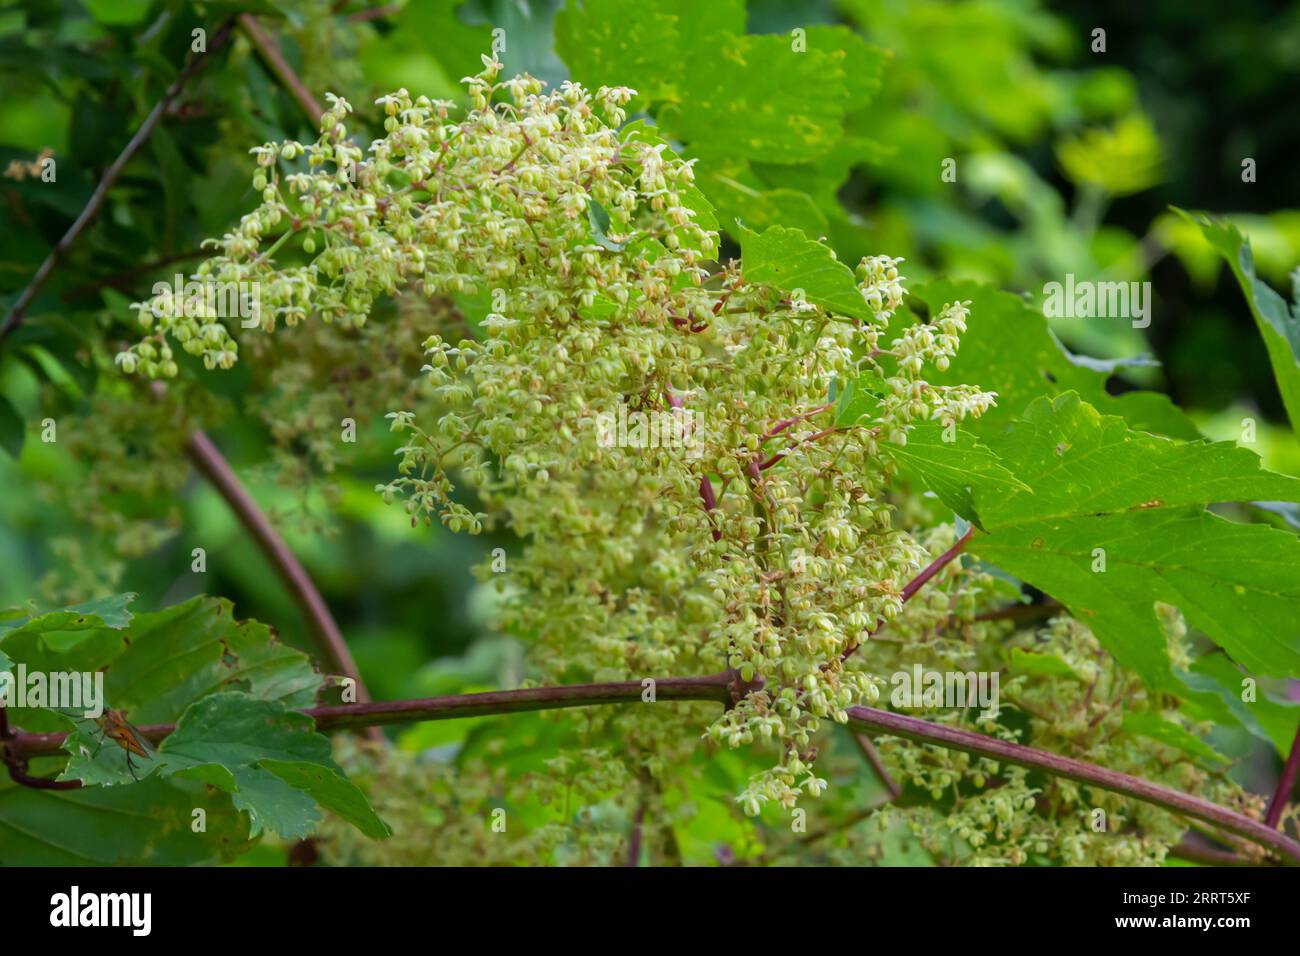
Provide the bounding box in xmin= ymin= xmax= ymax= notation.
xmin=82 ymin=708 xmax=154 ymax=781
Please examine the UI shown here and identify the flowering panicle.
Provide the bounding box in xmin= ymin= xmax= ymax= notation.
xmin=119 ymin=58 xmax=1001 ymax=818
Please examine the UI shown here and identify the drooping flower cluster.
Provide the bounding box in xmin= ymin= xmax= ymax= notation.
xmin=120 ymin=57 xmax=999 ymax=818
xmin=869 ymin=608 xmax=1266 ymax=866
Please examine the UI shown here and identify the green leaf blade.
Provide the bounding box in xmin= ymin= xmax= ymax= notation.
xmin=739 ymin=224 xmax=874 ymax=321
xmin=1175 ymin=208 xmax=1300 ymax=432
xmin=883 ymin=422 xmax=1030 ymax=530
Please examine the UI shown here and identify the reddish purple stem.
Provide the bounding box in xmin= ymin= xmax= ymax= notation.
xmin=1265 ymin=720 xmax=1300 ymax=829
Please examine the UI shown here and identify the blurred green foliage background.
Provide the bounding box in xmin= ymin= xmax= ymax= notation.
xmin=1 ymin=1 xmax=1298 ymax=843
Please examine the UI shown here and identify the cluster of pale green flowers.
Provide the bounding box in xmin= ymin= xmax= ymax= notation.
xmin=241 ymin=289 xmax=440 ymax=534
xmin=853 ymin=593 xmax=1261 ymax=866
xmin=118 ymin=56 xmax=1000 ymax=820
xmin=320 ymin=738 xmax=637 ymax=866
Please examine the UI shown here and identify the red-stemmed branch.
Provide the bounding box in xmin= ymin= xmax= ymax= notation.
xmin=0 ymin=12 xmax=377 ymax=746
xmin=851 ymin=732 xmax=902 ymax=802
xmin=0 ymin=18 xmax=246 ymax=788
xmin=665 ymin=389 xmax=721 ymax=541
xmin=238 ymin=14 xmax=323 ymax=122
xmin=187 ymin=432 xmax=380 ymax=741
xmin=1265 ymin=722 xmax=1300 ymax=829
xmin=901 ymin=526 xmax=977 ymax=603
xmin=761 ymin=403 xmax=834 ymax=443
xmin=5 ymin=672 xmax=1297 ymax=862
xmin=839 ymin=526 xmax=976 ymax=664
xmin=845 ymin=703 xmax=1300 ymax=863
xmin=1 ymin=17 xmax=1289 ymax=870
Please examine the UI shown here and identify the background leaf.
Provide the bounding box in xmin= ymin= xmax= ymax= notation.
xmin=969 ymin=394 xmax=1300 ymax=686
xmin=0 ymin=774 xmax=253 ymax=866
xmin=912 ymin=279 xmax=1199 ymax=439
xmin=1176 ymin=209 xmax=1300 ymax=432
